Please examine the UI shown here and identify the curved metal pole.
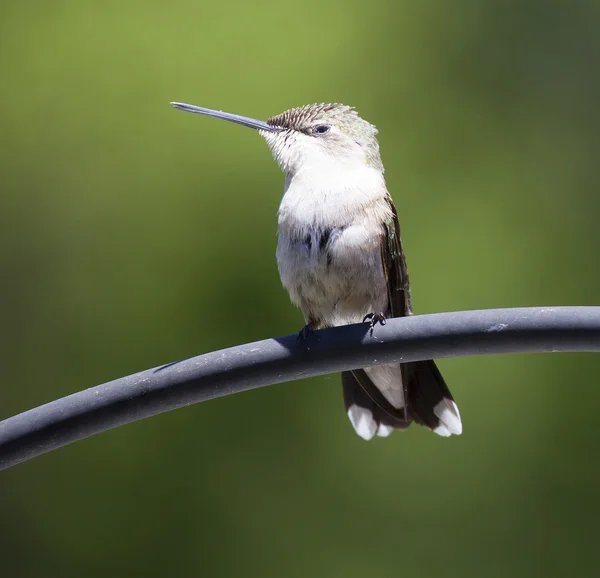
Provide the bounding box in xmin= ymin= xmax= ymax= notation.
xmin=1 ymin=306 xmax=599 ymax=471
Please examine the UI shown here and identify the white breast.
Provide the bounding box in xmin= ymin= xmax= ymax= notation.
xmin=276 ymin=164 xmax=393 ymax=327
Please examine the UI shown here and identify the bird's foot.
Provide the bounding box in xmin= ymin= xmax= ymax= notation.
xmin=363 ymin=311 xmax=387 ymax=336
xmin=297 ymin=324 xmax=319 ymax=350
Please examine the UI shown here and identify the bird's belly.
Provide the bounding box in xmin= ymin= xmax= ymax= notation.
xmin=276 ymin=224 xmax=388 ymax=327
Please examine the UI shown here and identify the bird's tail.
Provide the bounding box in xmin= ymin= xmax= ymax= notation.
xmin=342 ymin=360 xmax=462 ymax=440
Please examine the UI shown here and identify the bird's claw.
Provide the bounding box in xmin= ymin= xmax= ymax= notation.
xmin=363 ymin=311 xmax=387 ymax=336
xmin=297 ymin=324 xmax=319 ymax=350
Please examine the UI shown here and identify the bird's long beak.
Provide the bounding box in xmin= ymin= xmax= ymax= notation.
xmin=170 ymin=102 xmax=282 ymax=132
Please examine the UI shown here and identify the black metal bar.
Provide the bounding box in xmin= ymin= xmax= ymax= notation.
xmin=1 ymin=307 xmax=599 ymax=471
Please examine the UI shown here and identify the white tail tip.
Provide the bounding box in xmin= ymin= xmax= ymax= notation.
xmin=347 ymin=405 xmax=378 ymax=440
xmin=376 ymin=424 xmax=394 ymax=438
xmin=434 ymin=400 xmax=462 ymax=436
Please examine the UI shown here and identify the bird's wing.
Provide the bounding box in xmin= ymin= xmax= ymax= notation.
xmin=380 ymin=195 xmax=461 ymax=434
xmin=380 ymin=195 xmax=413 ymax=318
xmin=344 ymin=195 xmax=462 ymax=439
xmin=343 ymin=195 xmax=414 ymax=435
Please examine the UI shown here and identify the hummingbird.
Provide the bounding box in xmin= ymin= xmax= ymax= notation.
xmin=171 ymin=101 xmax=462 ymax=440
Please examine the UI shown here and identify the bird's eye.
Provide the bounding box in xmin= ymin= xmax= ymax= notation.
xmin=312 ymin=125 xmax=331 ymax=135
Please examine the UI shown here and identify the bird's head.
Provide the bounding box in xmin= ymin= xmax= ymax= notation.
xmin=171 ymin=102 xmax=383 ymax=176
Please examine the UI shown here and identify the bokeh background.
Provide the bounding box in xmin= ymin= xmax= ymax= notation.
xmin=2 ymin=1 xmax=600 ymax=576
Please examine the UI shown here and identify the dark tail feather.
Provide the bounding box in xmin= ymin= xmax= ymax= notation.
xmin=342 ymin=370 xmax=411 ymax=440
xmin=406 ymin=360 xmax=462 ymax=437
xmin=341 ymin=361 xmax=461 ymax=439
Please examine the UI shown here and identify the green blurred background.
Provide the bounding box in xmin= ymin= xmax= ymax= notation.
xmin=2 ymin=1 xmax=600 ymax=576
